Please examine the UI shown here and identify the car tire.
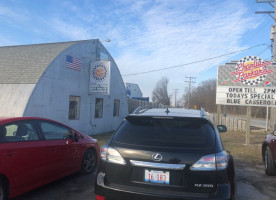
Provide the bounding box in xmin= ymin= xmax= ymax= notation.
xmin=0 ymin=179 xmax=8 ymax=200
xmin=230 ymin=177 xmax=237 ymax=200
xmin=265 ymin=147 xmax=276 ymax=176
xmin=81 ymin=149 xmax=97 ymax=174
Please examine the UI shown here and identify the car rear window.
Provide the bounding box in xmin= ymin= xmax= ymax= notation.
xmin=112 ymin=117 xmax=215 ymax=148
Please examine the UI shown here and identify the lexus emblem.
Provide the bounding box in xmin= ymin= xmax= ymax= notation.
xmin=152 ymin=153 xmax=162 ymax=162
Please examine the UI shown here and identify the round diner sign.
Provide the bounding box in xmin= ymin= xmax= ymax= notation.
xmin=231 ymin=56 xmax=273 ymax=86
xmin=92 ymin=64 xmax=108 ymax=81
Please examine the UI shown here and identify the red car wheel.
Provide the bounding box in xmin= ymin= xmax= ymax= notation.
xmin=0 ymin=179 xmax=7 ymax=200
xmin=81 ymin=149 xmax=97 ymax=174
xmin=265 ymin=147 xmax=276 ymax=176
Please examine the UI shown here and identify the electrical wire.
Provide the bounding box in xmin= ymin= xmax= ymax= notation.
xmin=244 ymin=17 xmax=272 ymax=42
xmin=257 ymin=45 xmax=270 ymax=56
xmin=122 ymin=43 xmax=268 ymax=76
xmin=207 ymin=1 xmax=271 ymax=60
xmin=206 ymin=0 xmax=257 ymax=58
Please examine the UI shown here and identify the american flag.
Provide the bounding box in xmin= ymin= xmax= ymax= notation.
xmin=66 ymin=55 xmax=82 ymax=71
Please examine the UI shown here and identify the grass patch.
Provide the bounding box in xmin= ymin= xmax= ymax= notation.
xmin=91 ymin=131 xmax=114 ymax=147
xmin=220 ymin=130 xmax=267 ymax=166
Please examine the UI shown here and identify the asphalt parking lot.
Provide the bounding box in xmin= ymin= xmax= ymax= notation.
xmin=12 ymin=161 xmax=276 ymax=200
xmin=235 ymin=161 xmax=276 ymax=200
xmin=13 ymin=172 xmax=96 ymax=200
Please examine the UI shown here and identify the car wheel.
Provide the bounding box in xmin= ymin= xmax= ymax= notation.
xmin=265 ymin=147 xmax=276 ymax=176
xmin=81 ymin=149 xmax=97 ymax=174
xmin=230 ymin=177 xmax=237 ymax=200
xmin=0 ymin=179 xmax=7 ymax=200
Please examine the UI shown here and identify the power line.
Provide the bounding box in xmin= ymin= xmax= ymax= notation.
xmin=256 ymin=0 xmax=275 ymax=20
xmin=207 ymin=2 xmax=269 ymax=62
xmin=243 ymin=15 xmax=271 ymax=42
xmin=206 ymin=0 xmax=256 ymax=57
xmin=122 ymin=43 xmax=268 ymax=76
xmin=256 ymin=0 xmax=276 ymax=133
xmin=257 ymin=45 xmax=271 ymax=56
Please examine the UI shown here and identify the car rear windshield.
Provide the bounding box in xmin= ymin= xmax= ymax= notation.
xmin=112 ymin=117 xmax=215 ymax=148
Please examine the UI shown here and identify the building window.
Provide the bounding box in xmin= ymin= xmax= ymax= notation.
xmin=113 ymin=100 xmax=120 ymax=117
xmin=100 ymin=49 xmax=109 ymax=60
xmin=69 ymin=96 xmax=80 ymax=120
xmin=95 ymin=98 xmax=103 ymax=118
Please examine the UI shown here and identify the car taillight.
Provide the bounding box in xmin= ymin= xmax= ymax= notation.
xmin=190 ymin=151 xmax=228 ymax=171
xmin=95 ymin=195 xmax=105 ymax=200
xmin=100 ymin=145 xmax=126 ymax=165
xmin=215 ymin=151 xmax=228 ymax=170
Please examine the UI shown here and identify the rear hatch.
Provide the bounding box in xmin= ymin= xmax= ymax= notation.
xmin=105 ymin=116 xmax=218 ymax=195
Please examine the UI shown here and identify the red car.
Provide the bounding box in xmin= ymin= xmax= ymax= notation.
xmin=262 ymin=130 xmax=276 ymax=175
xmin=0 ymin=117 xmax=100 ymax=199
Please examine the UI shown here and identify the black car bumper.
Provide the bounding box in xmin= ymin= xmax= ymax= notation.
xmin=95 ymin=182 xmax=232 ymax=200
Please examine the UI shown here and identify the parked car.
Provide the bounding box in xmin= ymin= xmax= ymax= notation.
xmin=262 ymin=130 xmax=276 ymax=175
xmin=0 ymin=117 xmax=100 ymax=200
xmin=95 ymin=108 xmax=236 ymax=200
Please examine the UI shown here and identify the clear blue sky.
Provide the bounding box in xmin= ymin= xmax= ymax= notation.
xmin=0 ymin=0 xmax=274 ymax=99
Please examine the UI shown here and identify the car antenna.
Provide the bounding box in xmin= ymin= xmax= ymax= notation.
xmin=165 ymin=107 xmax=170 ymax=115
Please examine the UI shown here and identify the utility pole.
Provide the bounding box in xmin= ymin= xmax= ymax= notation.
xmin=256 ymin=0 xmax=275 ymax=131
xmin=174 ymin=89 xmax=179 ymax=108
xmin=185 ymin=76 xmax=196 ymax=109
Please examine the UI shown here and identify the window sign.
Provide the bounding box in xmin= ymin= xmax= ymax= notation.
xmin=89 ymin=61 xmax=110 ymax=95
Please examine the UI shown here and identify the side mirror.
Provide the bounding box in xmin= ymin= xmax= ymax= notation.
xmin=74 ymin=133 xmax=79 ymax=142
xmin=273 ymin=130 xmax=276 ymax=136
xmin=217 ymin=125 xmax=227 ymax=133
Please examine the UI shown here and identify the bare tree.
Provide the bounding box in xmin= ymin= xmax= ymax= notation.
xmin=152 ymin=77 xmax=170 ymax=106
xmin=181 ymin=78 xmax=266 ymax=117
xmin=182 ymin=79 xmax=216 ymax=112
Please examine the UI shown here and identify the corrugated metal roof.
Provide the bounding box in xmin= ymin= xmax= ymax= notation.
xmin=0 ymin=84 xmax=36 ymax=116
xmin=0 ymin=41 xmax=84 ymax=84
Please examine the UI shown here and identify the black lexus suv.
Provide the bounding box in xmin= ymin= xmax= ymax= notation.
xmin=95 ymin=108 xmax=235 ymax=200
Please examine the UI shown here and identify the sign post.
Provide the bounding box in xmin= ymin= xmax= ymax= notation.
xmin=217 ymin=105 xmax=221 ymax=125
xmin=266 ymin=106 xmax=269 ymax=132
xmin=216 ymin=56 xmax=275 ymax=144
xmin=245 ymin=107 xmax=251 ymax=145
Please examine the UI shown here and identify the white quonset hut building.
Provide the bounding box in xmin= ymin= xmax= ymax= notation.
xmin=0 ymin=40 xmax=128 ymax=135
xmin=125 ymin=83 xmax=143 ymax=98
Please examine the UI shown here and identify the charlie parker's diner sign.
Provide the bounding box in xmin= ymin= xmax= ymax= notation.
xmin=216 ymin=56 xmax=276 ymax=107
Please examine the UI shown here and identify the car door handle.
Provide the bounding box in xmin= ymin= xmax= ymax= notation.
xmin=49 ymin=147 xmax=57 ymax=152
xmin=3 ymin=152 xmax=17 ymax=157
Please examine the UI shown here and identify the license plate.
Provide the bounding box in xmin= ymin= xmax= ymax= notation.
xmin=144 ymin=169 xmax=170 ymax=184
